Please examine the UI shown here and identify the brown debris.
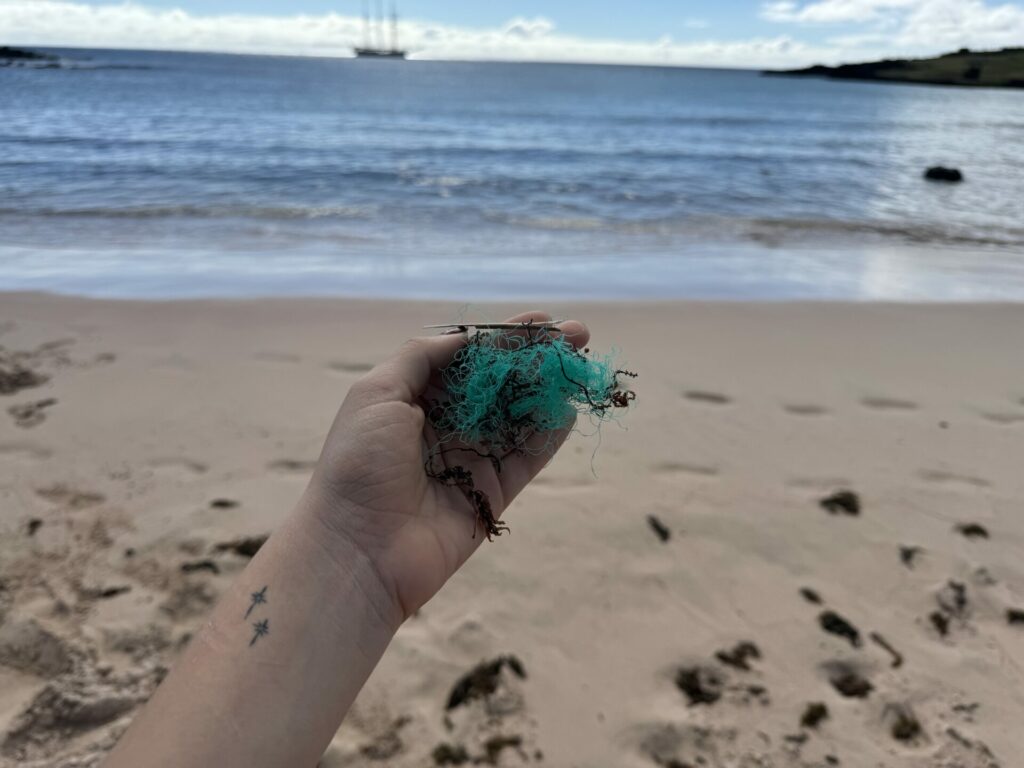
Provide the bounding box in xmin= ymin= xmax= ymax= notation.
xmin=647 ymin=514 xmax=671 ymax=543
xmin=446 ymin=655 xmax=527 ymax=711
xmin=954 ymin=523 xmax=989 ymax=540
xmin=819 ymin=611 xmax=861 ymax=647
xmin=715 ymin=641 xmax=761 ymax=671
xmin=819 ymin=490 xmax=860 ymax=516
xmin=675 ymin=665 xmax=725 ymax=706
xmin=213 ymin=536 xmax=268 ymax=559
xmin=801 ymin=702 xmax=829 ymax=729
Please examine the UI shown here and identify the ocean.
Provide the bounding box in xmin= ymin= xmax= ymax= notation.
xmin=2 ymin=47 xmax=1024 ymax=300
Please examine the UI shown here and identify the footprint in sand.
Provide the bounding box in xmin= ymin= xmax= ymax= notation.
xmin=326 ymin=360 xmax=375 ymax=375
xmin=782 ymin=403 xmax=830 ymax=416
xmin=0 ymin=441 xmax=53 ymax=462
xmin=253 ymin=351 xmax=302 ymax=364
xmin=918 ymin=469 xmax=991 ymax=489
xmin=531 ymin=473 xmax=595 ymax=492
xmin=267 ymin=458 xmax=318 ymax=474
xmin=786 ymin=476 xmax=853 ymax=491
xmin=148 ymin=457 xmax=209 ymax=476
xmin=652 ymin=461 xmax=720 ymax=478
xmin=980 ymin=412 xmax=1024 ymax=425
xmin=861 ymin=396 xmax=918 ymax=412
xmin=7 ymin=398 xmax=58 ymax=428
xmin=35 ymin=484 xmax=106 ymax=509
xmin=683 ymin=390 xmax=732 ymax=406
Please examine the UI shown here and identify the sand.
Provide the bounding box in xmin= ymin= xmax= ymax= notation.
xmin=1 ymin=292 xmax=1022 ymax=767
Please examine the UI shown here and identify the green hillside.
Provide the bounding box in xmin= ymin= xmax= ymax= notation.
xmin=767 ymin=47 xmax=1024 ymax=88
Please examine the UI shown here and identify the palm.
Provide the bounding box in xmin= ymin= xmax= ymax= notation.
xmin=312 ymin=312 xmax=589 ymax=618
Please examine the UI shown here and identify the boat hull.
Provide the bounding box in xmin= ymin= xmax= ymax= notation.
xmin=354 ymin=49 xmax=407 ymax=59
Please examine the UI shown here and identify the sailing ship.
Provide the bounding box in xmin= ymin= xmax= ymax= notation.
xmin=354 ymin=1 xmax=407 ymax=59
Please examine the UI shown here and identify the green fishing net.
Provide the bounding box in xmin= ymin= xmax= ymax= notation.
xmin=426 ymin=324 xmax=636 ymax=539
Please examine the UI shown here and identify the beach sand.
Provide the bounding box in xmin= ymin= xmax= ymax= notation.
xmin=1 ymin=292 xmax=1022 ymax=767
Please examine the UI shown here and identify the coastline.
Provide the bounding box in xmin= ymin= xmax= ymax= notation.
xmin=5 ymin=238 xmax=1024 ymax=302
xmin=2 ymin=293 xmax=1023 ymax=766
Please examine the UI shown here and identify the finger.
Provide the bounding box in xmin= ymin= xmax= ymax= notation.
xmin=495 ymin=419 xmax=576 ymax=508
xmin=353 ymin=310 xmax=558 ymax=406
xmin=552 ymin=320 xmax=589 ymax=350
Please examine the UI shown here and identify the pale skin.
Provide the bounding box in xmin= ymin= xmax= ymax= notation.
xmin=103 ymin=311 xmax=590 ymax=768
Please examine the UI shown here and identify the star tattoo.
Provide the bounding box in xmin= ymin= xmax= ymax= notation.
xmin=245 ymin=586 xmax=268 ymax=619
xmin=250 ymin=619 xmax=270 ymax=647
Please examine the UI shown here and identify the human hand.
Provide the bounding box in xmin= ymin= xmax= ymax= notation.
xmin=303 ymin=311 xmax=589 ymax=623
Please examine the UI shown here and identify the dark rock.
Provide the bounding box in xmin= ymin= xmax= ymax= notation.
xmin=27 ymin=518 xmax=42 ymax=536
xmin=1007 ymin=608 xmax=1024 ymax=625
xmin=801 ymin=702 xmax=829 ymax=728
xmin=819 ymin=490 xmax=860 ymax=516
xmin=819 ymin=611 xmax=861 ymax=647
xmin=925 ymin=166 xmax=963 ymax=182
xmin=209 ymin=498 xmax=240 ymax=509
xmin=0 ymin=46 xmax=56 ymax=61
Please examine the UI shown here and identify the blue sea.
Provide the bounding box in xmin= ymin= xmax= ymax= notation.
xmin=2 ymin=48 xmax=1024 ymax=300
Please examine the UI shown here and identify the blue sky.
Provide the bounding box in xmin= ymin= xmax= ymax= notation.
xmin=93 ymin=0 xmax=764 ymax=41
xmin=4 ymin=0 xmax=1024 ymax=67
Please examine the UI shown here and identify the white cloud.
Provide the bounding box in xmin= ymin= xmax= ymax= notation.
xmin=763 ymin=0 xmax=1024 ymax=52
xmin=0 ymin=0 xmax=864 ymax=68
xmin=763 ymin=0 xmax=919 ymax=24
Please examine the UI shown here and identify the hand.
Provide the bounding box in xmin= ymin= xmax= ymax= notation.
xmin=304 ymin=311 xmax=590 ymax=621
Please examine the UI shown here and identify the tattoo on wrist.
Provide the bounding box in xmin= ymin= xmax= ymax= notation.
xmin=245 ymin=586 xmax=270 ymax=647
xmin=245 ymin=586 xmax=268 ymax=619
xmin=250 ymin=618 xmax=270 ymax=646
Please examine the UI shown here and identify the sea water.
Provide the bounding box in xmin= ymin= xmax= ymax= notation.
xmin=2 ymin=48 xmax=1024 ymax=299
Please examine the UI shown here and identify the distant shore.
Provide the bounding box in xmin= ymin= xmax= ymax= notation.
xmin=765 ymin=47 xmax=1024 ymax=88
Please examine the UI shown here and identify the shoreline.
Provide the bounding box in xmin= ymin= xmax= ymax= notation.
xmin=5 ymin=239 xmax=1024 ymax=303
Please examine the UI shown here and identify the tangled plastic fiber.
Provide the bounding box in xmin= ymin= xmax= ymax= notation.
xmin=426 ymin=324 xmax=636 ymax=540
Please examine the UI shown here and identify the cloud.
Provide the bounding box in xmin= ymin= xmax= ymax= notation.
xmin=0 ymin=0 xmax=862 ymax=68
xmin=763 ymin=0 xmax=1024 ymax=52
xmin=762 ymin=0 xmax=919 ymax=24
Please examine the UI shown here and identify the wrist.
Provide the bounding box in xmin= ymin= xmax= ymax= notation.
xmin=292 ymin=486 xmax=406 ymax=633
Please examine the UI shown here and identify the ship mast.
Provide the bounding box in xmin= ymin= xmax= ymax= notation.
xmin=376 ymin=0 xmax=384 ymax=50
xmin=362 ymin=0 xmax=370 ymax=49
xmin=391 ymin=2 xmax=399 ymax=53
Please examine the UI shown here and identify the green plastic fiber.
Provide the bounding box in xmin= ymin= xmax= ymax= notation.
xmin=433 ymin=330 xmax=628 ymax=450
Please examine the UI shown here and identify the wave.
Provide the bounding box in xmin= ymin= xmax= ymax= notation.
xmin=0 ymin=203 xmax=374 ymax=221
xmin=482 ymin=211 xmax=1024 ymax=248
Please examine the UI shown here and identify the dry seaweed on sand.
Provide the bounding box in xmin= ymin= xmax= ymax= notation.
xmin=424 ymin=322 xmax=636 ymax=539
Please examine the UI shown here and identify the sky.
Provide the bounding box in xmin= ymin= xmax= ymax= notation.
xmin=2 ymin=0 xmax=1024 ymax=68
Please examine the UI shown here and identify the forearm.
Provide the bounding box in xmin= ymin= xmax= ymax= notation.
xmin=104 ymin=490 xmax=402 ymax=768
